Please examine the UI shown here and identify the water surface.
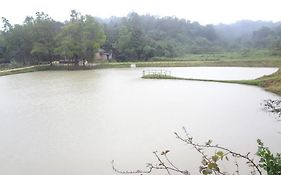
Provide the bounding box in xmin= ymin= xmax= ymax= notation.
xmin=0 ymin=67 xmax=280 ymax=175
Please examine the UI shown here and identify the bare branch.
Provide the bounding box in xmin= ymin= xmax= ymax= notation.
xmin=175 ymin=127 xmax=262 ymax=175
xmin=112 ymin=127 xmax=263 ymax=175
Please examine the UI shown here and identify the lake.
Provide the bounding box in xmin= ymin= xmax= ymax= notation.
xmin=0 ymin=67 xmax=280 ymax=175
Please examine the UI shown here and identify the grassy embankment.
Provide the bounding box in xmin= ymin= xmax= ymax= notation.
xmin=1 ymin=52 xmax=281 ymax=96
xmin=0 ymin=65 xmax=51 ymax=76
xmin=95 ymin=51 xmax=281 ymax=68
xmin=2 ymin=58 xmax=281 ymax=77
xmin=94 ymin=59 xmax=281 ymax=68
xmin=142 ymin=69 xmax=281 ymax=96
xmin=1 ymin=52 xmax=281 ymax=95
xmin=0 ymin=64 xmax=99 ymax=76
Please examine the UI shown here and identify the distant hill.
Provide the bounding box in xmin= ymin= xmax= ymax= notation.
xmin=215 ymin=20 xmax=281 ymax=40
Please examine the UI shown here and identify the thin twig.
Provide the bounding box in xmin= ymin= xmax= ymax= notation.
xmin=175 ymin=127 xmax=262 ymax=175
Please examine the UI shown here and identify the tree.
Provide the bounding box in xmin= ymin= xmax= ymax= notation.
xmin=114 ymin=25 xmax=132 ymax=61
xmin=103 ymin=13 xmax=223 ymax=61
xmin=143 ymin=45 xmax=155 ymax=60
xmin=0 ymin=31 xmax=6 ymax=59
xmin=1 ymin=13 xmax=61 ymax=65
xmin=2 ymin=23 xmax=33 ymax=64
xmin=82 ymin=15 xmax=106 ymax=63
xmin=252 ymin=27 xmax=274 ymax=49
xmin=257 ymin=139 xmax=281 ymax=175
xmin=31 ymin=12 xmax=62 ymax=64
xmin=56 ymin=10 xmax=105 ymax=65
xmin=1 ymin=17 xmax=12 ymax=33
xmin=55 ymin=10 xmax=84 ymax=65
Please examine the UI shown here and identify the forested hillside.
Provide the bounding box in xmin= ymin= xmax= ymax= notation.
xmin=1 ymin=11 xmax=281 ymax=64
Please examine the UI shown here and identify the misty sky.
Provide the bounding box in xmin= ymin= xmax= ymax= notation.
xmin=1 ymin=0 xmax=281 ymax=25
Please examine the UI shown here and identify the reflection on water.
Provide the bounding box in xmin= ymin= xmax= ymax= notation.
xmin=0 ymin=67 xmax=280 ymax=175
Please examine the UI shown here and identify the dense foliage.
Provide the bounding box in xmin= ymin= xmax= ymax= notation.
xmin=257 ymin=139 xmax=281 ymax=175
xmin=1 ymin=12 xmax=281 ymax=64
xmin=0 ymin=11 xmax=105 ymax=65
xmin=103 ymin=13 xmax=220 ymax=61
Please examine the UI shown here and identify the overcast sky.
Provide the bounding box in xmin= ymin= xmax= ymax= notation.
xmin=1 ymin=0 xmax=281 ymax=25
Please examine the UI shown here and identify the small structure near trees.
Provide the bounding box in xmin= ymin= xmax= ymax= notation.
xmin=95 ymin=49 xmax=112 ymax=61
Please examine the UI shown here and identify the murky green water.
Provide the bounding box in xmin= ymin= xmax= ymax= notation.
xmin=0 ymin=67 xmax=280 ymax=175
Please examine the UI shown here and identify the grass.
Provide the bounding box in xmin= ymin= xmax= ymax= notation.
xmin=96 ymin=58 xmax=281 ymax=68
xmin=0 ymin=65 xmax=51 ymax=76
xmin=136 ymin=59 xmax=281 ymax=67
xmin=94 ymin=62 xmax=132 ymax=69
xmin=142 ymin=69 xmax=281 ymax=96
xmin=0 ymin=64 xmax=100 ymax=76
xmin=240 ymin=69 xmax=281 ymax=95
xmin=1 ymin=58 xmax=281 ymax=77
xmin=82 ymin=51 xmax=281 ymax=68
xmin=150 ymin=50 xmax=281 ymax=61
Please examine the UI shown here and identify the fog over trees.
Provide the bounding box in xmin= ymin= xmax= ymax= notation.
xmin=1 ymin=11 xmax=281 ymax=64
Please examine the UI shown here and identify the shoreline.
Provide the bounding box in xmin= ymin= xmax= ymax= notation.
xmin=1 ymin=59 xmax=281 ymax=77
xmin=0 ymin=65 xmax=51 ymax=77
xmin=1 ymin=60 xmax=281 ymax=96
xmin=142 ymin=68 xmax=281 ymax=96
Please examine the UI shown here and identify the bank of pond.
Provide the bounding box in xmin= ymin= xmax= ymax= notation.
xmin=142 ymin=67 xmax=281 ymax=96
xmin=1 ymin=61 xmax=281 ymax=96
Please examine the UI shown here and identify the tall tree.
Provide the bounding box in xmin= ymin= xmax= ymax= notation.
xmin=56 ymin=11 xmax=105 ymax=65
xmin=31 ymin=12 xmax=62 ymax=64
xmin=2 ymin=22 xmax=33 ymax=64
xmin=55 ymin=10 xmax=85 ymax=65
xmin=81 ymin=15 xmax=106 ymax=63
